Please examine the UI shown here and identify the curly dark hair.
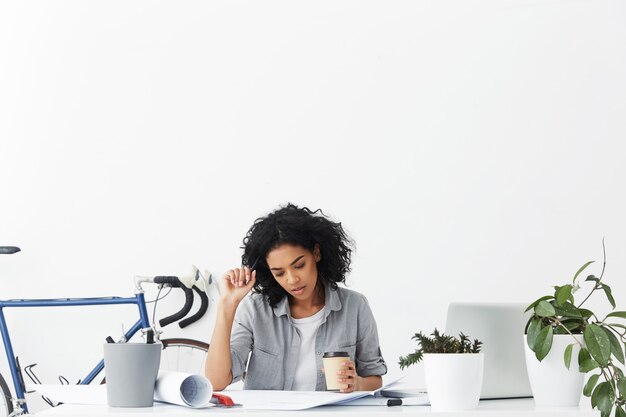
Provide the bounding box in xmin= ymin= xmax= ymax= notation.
xmin=241 ymin=203 xmax=354 ymax=308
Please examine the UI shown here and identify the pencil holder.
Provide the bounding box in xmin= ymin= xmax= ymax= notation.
xmin=103 ymin=343 xmax=161 ymax=407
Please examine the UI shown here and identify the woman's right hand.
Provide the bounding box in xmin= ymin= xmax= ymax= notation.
xmin=220 ymin=267 xmax=256 ymax=306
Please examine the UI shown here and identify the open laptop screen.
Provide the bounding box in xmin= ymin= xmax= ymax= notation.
xmin=445 ymin=303 xmax=532 ymax=399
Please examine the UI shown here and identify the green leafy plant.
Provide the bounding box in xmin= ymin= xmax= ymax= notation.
xmin=398 ymin=329 xmax=482 ymax=370
xmin=525 ymin=242 xmax=626 ymax=417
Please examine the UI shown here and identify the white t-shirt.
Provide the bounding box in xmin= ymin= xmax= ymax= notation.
xmin=291 ymin=308 xmax=325 ymax=391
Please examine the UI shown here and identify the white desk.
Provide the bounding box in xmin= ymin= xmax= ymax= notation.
xmin=37 ymin=399 xmax=598 ymax=416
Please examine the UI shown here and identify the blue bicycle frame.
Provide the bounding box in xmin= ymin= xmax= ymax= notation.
xmin=0 ymin=293 xmax=150 ymax=414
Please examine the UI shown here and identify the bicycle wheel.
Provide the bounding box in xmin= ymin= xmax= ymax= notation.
xmin=0 ymin=373 xmax=14 ymax=417
xmin=160 ymin=338 xmax=209 ymax=375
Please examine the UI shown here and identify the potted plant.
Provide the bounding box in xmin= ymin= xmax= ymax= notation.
xmin=525 ymin=242 xmax=626 ymax=417
xmin=399 ymin=329 xmax=483 ymax=411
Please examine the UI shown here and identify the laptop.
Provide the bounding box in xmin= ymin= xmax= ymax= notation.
xmin=445 ymin=302 xmax=533 ymax=399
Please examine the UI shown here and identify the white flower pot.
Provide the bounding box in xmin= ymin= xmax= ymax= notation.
xmin=423 ymin=353 xmax=484 ymax=411
xmin=524 ymin=334 xmax=585 ymax=407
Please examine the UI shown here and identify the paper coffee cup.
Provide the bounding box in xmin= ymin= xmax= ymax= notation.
xmin=323 ymin=351 xmax=350 ymax=391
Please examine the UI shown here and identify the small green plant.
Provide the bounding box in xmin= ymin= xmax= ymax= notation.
xmin=398 ymin=329 xmax=482 ymax=370
xmin=525 ymin=241 xmax=626 ymax=417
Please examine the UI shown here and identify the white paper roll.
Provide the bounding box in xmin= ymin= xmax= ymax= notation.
xmin=154 ymin=370 xmax=213 ymax=408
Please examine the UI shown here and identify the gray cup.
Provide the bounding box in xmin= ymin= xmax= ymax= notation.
xmin=103 ymin=343 xmax=161 ymax=407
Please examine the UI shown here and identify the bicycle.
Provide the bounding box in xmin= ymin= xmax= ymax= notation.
xmin=0 ymin=246 xmax=211 ymax=416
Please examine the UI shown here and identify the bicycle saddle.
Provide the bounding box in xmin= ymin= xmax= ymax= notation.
xmin=0 ymin=247 xmax=20 ymax=254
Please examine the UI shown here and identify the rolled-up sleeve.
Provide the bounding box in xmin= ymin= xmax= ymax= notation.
xmin=230 ymin=298 xmax=254 ymax=383
xmin=355 ymin=297 xmax=387 ymax=377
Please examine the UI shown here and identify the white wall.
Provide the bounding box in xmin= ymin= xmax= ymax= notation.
xmin=1 ymin=0 xmax=626 ymax=410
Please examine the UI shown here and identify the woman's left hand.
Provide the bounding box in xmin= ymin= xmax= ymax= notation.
xmin=337 ymin=360 xmax=358 ymax=393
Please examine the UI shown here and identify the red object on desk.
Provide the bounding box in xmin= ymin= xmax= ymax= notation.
xmin=211 ymin=393 xmax=236 ymax=407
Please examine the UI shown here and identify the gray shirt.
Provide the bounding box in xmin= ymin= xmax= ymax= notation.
xmin=229 ymin=285 xmax=387 ymax=390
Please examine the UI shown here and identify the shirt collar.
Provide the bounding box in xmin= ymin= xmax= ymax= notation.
xmin=273 ymin=284 xmax=342 ymax=317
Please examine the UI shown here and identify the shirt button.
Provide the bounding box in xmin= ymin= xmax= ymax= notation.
xmin=316 ymin=351 xmax=321 ymax=355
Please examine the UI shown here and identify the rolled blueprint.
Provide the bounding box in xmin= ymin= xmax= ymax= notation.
xmin=154 ymin=370 xmax=213 ymax=408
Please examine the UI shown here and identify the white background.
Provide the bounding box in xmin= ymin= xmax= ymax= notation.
xmin=1 ymin=0 xmax=626 ymax=411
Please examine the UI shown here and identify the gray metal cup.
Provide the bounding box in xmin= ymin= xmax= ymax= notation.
xmin=103 ymin=343 xmax=161 ymax=407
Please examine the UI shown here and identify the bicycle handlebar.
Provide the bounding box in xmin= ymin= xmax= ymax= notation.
xmin=157 ymin=278 xmax=194 ymax=327
xmin=179 ymin=285 xmax=209 ymax=328
xmin=151 ymin=276 xmax=208 ymax=328
xmin=152 ymin=276 xmax=181 ymax=286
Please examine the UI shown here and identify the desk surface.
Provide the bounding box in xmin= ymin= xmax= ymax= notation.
xmin=37 ymin=399 xmax=598 ymax=416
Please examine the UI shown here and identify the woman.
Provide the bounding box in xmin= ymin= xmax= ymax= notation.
xmin=204 ymin=204 xmax=387 ymax=392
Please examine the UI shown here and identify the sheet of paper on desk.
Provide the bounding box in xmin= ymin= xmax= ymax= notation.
xmin=223 ymin=390 xmax=350 ymax=410
xmin=223 ymin=376 xmax=405 ymax=410
xmin=28 ymin=371 xmax=213 ymax=408
xmin=26 ymin=384 xmax=107 ymax=406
